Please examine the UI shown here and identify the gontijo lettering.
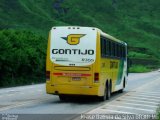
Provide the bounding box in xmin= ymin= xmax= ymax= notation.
xmin=52 ymin=49 xmax=94 ymax=55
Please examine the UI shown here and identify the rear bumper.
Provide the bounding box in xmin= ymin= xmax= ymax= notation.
xmin=46 ymin=82 xmax=102 ymax=96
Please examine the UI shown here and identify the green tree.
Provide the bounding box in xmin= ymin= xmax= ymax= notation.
xmin=0 ymin=30 xmax=46 ymax=87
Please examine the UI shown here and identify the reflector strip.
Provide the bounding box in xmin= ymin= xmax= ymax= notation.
xmin=53 ymin=73 xmax=63 ymax=76
xmin=53 ymin=73 xmax=91 ymax=77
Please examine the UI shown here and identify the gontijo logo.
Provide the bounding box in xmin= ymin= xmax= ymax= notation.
xmin=62 ymin=34 xmax=85 ymax=45
xmin=52 ymin=33 xmax=94 ymax=55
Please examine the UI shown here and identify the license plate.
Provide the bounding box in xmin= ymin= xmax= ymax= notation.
xmin=72 ymin=77 xmax=81 ymax=81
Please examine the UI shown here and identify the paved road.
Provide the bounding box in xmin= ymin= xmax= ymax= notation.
xmin=0 ymin=71 xmax=160 ymax=120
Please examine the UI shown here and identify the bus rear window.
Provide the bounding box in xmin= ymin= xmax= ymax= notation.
xmin=50 ymin=27 xmax=97 ymax=66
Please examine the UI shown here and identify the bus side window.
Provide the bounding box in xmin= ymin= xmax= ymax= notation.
xmin=113 ymin=42 xmax=116 ymax=57
xmin=104 ymin=39 xmax=106 ymax=57
xmin=120 ymin=45 xmax=122 ymax=58
xmin=115 ymin=43 xmax=118 ymax=57
xmin=101 ymin=38 xmax=105 ymax=57
xmin=123 ymin=46 xmax=126 ymax=58
xmin=108 ymin=40 xmax=111 ymax=57
xmin=104 ymin=38 xmax=107 ymax=57
xmin=106 ymin=39 xmax=109 ymax=56
xmin=122 ymin=45 xmax=125 ymax=58
xmin=117 ymin=44 xmax=120 ymax=58
xmin=111 ymin=42 xmax=113 ymax=57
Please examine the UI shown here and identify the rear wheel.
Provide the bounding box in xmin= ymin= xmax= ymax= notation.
xmin=99 ymin=82 xmax=111 ymax=101
xmin=106 ymin=82 xmax=111 ymax=100
xmin=119 ymin=80 xmax=125 ymax=93
xmin=59 ymin=95 xmax=66 ymax=101
xmin=119 ymin=88 xmax=124 ymax=93
xmin=99 ymin=87 xmax=107 ymax=101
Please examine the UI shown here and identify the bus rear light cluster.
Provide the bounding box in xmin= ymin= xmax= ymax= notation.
xmin=94 ymin=73 xmax=99 ymax=83
xmin=46 ymin=71 xmax=50 ymax=81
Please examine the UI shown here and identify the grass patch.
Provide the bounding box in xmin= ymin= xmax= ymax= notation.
xmin=129 ymin=65 xmax=151 ymax=73
xmin=157 ymin=105 xmax=160 ymax=120
xmin=128 ymin=51 xmax=151 ymax=58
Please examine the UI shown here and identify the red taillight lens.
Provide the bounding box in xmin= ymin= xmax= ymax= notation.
xmin=46 ymin=71 xmax=50 ymax=81
xmin=94 ymin=73 xmax=99 ymax=82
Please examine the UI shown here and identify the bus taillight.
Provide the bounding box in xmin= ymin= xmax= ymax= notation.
xmin=46 ymin=71 xmax=50 ymax=81
xmin=94 ymin=73 xmax=99 ymax=82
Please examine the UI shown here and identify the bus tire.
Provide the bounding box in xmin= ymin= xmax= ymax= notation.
xmin=106 ymin=81 xmax=111 ymax=100
xmin=59 ymin=95 xmax=66 ymax=101
xmin=99 ymin=81 xmax=111 ymax=101
xmin=119 ymin=88 xmax=123 ymax=93
xmin=119 ymin=79 xmax=125 ymax=93
xmin=99 ymin=87 xmax=107 ymax=101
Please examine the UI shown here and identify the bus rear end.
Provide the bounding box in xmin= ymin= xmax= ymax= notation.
xmin=46 ymin=26 xmax=101 ymax=99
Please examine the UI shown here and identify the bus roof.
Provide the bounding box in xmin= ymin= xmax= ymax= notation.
xmin=51 ymin=26 xmax=127 ymax=46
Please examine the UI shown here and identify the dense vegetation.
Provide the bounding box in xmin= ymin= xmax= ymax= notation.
xmin=0 ymin=0 xmax=160 ymax=87
xmin=0 ymin=30 xmax=46 ymax=87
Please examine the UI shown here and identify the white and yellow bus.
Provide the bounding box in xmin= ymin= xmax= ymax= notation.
xmin=46 ymin=26 xmax=127 ymax=101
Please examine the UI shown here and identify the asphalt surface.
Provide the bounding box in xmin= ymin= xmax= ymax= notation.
xmin=0 ymin=71 xmax=160 ymax=120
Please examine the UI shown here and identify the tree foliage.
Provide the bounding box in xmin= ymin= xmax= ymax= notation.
xmin=0 ymin=30 xmax=46 ymax=87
